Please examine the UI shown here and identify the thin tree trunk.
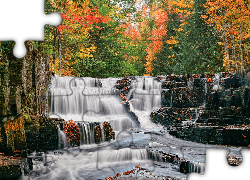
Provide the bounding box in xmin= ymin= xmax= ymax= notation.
xmin=3 ymin=56 xmax=10 ymax=115
xmin=53 ymin=28 xmax=57 ymax=67
xmin=222 ymin=22 xmax=230 ymax=72
xmin=229 ymin=23 xmax=237 ymax=71
xmin=58 ymin=32 xmax=61 ymax=72
xmin=240 ymin=23 xmax=244 ymax=73
xmin=0 ymin=41 xmax=2 ymax=85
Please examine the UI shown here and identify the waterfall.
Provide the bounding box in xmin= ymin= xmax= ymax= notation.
xmin=49 ymin=76 xmax=137 ymax=131
xmin=57 ymin=125 xmax=68 ymax=149
xmin=129 ymin=77 xmax=161 ymax=112
xmin=77 ymin=122 xmax=96 ymax=144
xmin=97 ymin=148 xmax=148 ymax=163
xmin=147 ymin=149 xmax=163 ymax=162
xmin=128 ymin=77 xmax=163 ymax=129
xmin=101 ymin=97 xmax=126 ymax=115
xmin=50 ymin=76 xmax=101 ymax=120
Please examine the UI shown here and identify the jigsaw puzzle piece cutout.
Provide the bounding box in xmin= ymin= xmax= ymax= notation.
xmin=0 ymin=0 xmax=61 ymax=58
xmin=188 ymin=148 xmax=250 ymax=180
xmin=181 ymin=145 xmax=244 ymax=171
xmin=181 ymin=145 xmax=244 ymax=178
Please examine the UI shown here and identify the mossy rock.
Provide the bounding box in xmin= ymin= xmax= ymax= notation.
xmin=0 ymin=165 xmax=21 ymax=180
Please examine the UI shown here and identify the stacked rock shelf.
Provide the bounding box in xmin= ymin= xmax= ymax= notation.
xmin=151 ymin=72 xmax=250 ymax=147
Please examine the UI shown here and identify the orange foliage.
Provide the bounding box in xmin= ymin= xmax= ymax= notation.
xmin=63 ymin=119 xmax=80 ymax=146
xmin=4 ymin=117 xmax=25 ymax=151
xmin=49 ymin=0 xmax=112 ymax=76
xmin=204 ymin=0 xmax=250 ymax=72
xmin=145 ymin=5 xmax=168 ymax=75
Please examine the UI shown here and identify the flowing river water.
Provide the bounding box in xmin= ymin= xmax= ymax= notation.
xmin=24 ymin=75 xmax=241 ymax=180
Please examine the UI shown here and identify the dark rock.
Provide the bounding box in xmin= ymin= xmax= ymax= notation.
xmin=0 ymin=165 xmax=21 ymax=180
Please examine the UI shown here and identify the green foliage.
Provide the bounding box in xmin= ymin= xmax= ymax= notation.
xmin=176 ymin=0 xmax=223 ymax=74
xmin=1 ymin=41 xmax=15 ymax=58
xmin=153 ymin=0 xmax=224 ymax=75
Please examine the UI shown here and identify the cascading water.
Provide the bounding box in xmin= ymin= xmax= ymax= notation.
xmin=49 ymin=75 xmax=139 ymax=148
xmin=27 ymin=75 xmax=214 ymax=180
xmin=190 ymin=162 xmax=205 ymax=174
xmin=57 ymin=125 xmax=68 ymax=149
xmin=129 ymin=77 xmax=162 ymax=112
xmin=36 ymin=76 xmax=153 ymax=179
xmin=49 ymin=76 xmax=102 ymax=121
xmin=77 ymin=122 xmax=96 ymax=144
xmin=49 ymin=76 xmax=136 ymax=131
xmin=98 ymin=148 xmax=148 ymax=163
xmin=127 ymin=77 xmax=163 ymax=129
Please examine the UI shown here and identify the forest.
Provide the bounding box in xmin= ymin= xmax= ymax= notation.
xmin=1 ymin=0 xmax=249 ymax=78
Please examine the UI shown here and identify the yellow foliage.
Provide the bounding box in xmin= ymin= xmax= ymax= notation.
xmin=166 ymin=36 xmax=178 ymax=44
xmin=4 ymin=117 xmax=25 ymax=151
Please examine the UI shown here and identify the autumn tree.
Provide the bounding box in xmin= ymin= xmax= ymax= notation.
xmin=204 ymin=0 xmax=250 ymax=73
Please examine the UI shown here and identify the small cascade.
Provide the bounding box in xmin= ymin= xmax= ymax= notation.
xmin=180 ymin=160 xmax=205 ymax=174
xmin=129 ymin=77 xmax=161 ymax=112
xmin=147 ymin=149 xmax=163 ymax=162
xmin=77 ymin=121 xmax=115 ymax=145
xmin=109 ymin=118 xmax=133 ymax=132
xmin=57 ymin=125 xmax=68 ymax=149
xmin=123 ymin=77 xmax=163 ymax=129
xmin=98 ymin=148 xmax=148 ymax=163
xmin=77 ymin=122 xmax=96 ymax=144
xmin=101 ymin=97 xmax=127 ymax=115
xmin=190 ymin=162 xmax=205 ymax=174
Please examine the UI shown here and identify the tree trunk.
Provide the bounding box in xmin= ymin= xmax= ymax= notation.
xmin=53 ymin=28 xmax=57 ymax=67
xmin=222 ymin=22 xmax=230 ymax=72
xmin=0 ymin=41 xmax=2 ymax=55
xmin=3 ymin=55 xmax=10 ymax=115
xmin=229 ymin=23 xmax=237 ymax=71
xmin=58 ymin=32 xmax=62 ymax=72
xmin=240 ymin=23 xmax=244 ymax=73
